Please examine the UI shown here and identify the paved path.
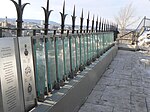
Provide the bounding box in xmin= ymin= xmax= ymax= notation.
xmin=78 ymin=50 xmax=150 ymax=112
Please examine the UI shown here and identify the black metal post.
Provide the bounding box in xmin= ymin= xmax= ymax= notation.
xmin=86 ymin=12 xmax=91 ymax=65
xmin=106 ymin=20 xmax=108 ymax=31
xmin=91 ymin=15 xmax=94 ymax=32
xmin=99 ymin=17 xmax=101 ymax=32
xmin=71 ymin=5 xmax=76 ymax=34
xmin=95 ymin=16 xmax=99 ymax=58
xmin=86 ymin=12 xmax=90 ymax=33
xmin=60 ymin=1 xmax=67 ymax=34
xmin=91 ymin=15 xmax=95 ymax=61
xmin=69 ymin=5 xmax=76 ymax=79
xmin=42 ymin=0 xmax=53 ymax=35
xmin=108 ymin=21 xmax=110 ymax=31
xmin=95 ymin=16 xmax=98 ymax=32
xmin=10 ymin=0 xmax=30 ymax=37
xmin=101 ymin=19 xmax=104 ymax=32
xmin=79 ymin=9 xmax=84 ymax=70
xmin=80 ymin=9 xmax=84 ymax=33
xmin=104 ymin=19 xmax=106 ymax=32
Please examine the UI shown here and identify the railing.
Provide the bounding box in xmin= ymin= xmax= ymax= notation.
xmin=0 ymin=29 xmax=116 ymax=112
xmin=118 ymin=31 xmax=135 ymax=44
xmin=117 ymin=17 xmax=150 ymax=45
xmin=32 ymin=30 xmax=115 ymax=101
xmin=0 ymin=1 xmax=119 ymax=111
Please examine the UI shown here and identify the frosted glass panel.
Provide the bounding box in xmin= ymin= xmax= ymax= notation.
xmin=56 ymin=37 xmax=64 ymax=81
xmin=64 ymin=37 xmax=70 ymax=76
xmin=45 ymin=37 xmax=57 ymax=90
xmin=33 ymin=38 xmax=47 ymax=97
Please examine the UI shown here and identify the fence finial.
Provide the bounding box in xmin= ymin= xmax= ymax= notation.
xmin=91 ymin=15 xmax=95 ymax=32
xmin=60 ymin=0 xmax=67 ymax=34
xmin=95 ymin=16 xmax=98 ymax=32
xmin=86 ymin=12 xmax=90 ymax=33
xmin=99 ymin=17 xmax=101 ymax=32
xmin=80 ymin=9 xmax=84 ymax=33
xmin=71 ymin=5 xmax=76 ymax=33
xmin=42 ymin=0 xmax=53 ymax=35
xmin=10 ymin=0 xmax=30 ymax=36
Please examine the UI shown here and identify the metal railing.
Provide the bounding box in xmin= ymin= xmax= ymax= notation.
xmin=117 ymin=17 xmax=150 ymax=45
xmin=31 ymin=30 xmax=115 ymax=101
xmin=0 ymin=0 xmax=118 ymax=111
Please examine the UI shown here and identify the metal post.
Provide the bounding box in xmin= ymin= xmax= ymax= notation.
xmin=10 ymin=0 xmax=30 ymax=37
xmin=80 ymin=9 xmax=84 ymax=33
xmin=108 ymin=21 xmax=110 ymax=31
xmin=104 ymin=19 xmax=106 ymax=32
xmin=106 ymin=20 xmax=108 ymax=31
xmin=79 ymin=9 xmax=84 ymax=70
xmin=144 ymin=16 xmax=146 ymax=27
xmin=95 ymin=17 xmax=99 ymax=58
xmin=86 ymin=12 xmax=90 ymax=33
xmin=60 ymin=1 xmax=67 ymax=34
xmin=95 ymin=16 xmax=98 ymax=32
xmin=69 ymin=5 xmax=77 ymax=78
xmin=99 ymin=17 xmax=101 ymax=32
xmin=42 ymin=0 xmax=53 ymax=35
xmin=71 ymin=5 xmax=76 ymax=34
xmin=86 ymin=12 xmax=90 ymax=65
xmin=91 ymin=15 xmax=95 ymax=61
xmin=91 ymin=15 xmax=94 ymax=32
xmin=101 ymin=19 xmax=104 ymax=32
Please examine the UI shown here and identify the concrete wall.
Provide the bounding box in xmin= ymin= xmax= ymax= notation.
xmin=32 ymin=45 xmax=118 ymax=112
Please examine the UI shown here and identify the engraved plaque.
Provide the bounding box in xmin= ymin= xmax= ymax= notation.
xmin=18 ymin=37 xmax=36 ymax=111
xmin=0 ymin=38 xmax=21 ymax=112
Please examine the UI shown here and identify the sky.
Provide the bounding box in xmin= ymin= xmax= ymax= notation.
xmin=0 ymin=0 xmax=150 ymax=27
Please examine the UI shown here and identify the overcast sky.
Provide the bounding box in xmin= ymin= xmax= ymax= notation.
xmin=0 ymin=0 xmax=150 ymax=26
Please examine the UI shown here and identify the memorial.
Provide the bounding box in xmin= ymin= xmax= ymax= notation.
xmin=0 ymin=38 xmax=23 ymax=112
xmin=18 ymin=37 xmax=37 ymax=111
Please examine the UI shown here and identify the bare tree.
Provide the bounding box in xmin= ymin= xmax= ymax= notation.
xmin=115 ymin=3 xmax=139 ymax=35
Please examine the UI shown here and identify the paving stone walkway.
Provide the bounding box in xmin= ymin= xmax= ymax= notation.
xmin=78 ymin=50 xmax=150 ymax=112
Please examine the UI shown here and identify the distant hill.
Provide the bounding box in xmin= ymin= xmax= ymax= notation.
xmin=0 ymin=18 xmax=59 ymax=25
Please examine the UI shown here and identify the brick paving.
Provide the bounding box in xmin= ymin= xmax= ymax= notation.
xmin=78 ymin=50 xmax=150 ymax=112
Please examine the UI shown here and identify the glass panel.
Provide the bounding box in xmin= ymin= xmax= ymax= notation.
xmin=45 ymin=37 xmax=57 ymax=90
xmin=90 ymin=35 xmax=93 ymax=59
xmin=71 ymin=37 xmax=76 ymax=71
xmin=64 ymin=37 xmax=70 ymax=77
xmin=110 ymin=32 xmax=114 ymax=45
xmin=94 ymin=34 xmax=98 ymax=57
xmin=80 ymin=36 xmax=84 ymax=65
xmin=88 ymin=35 xmax=91 ymax=60
xmin=56 ymin=37 xmax=64 ymax=81
xmin=84 ymin=36 xmax=88 ymax=64
xmin=76 ymin=36 xmax=80 ymax=70
xmin=33 ymin=37 xmax=47 ymax=98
